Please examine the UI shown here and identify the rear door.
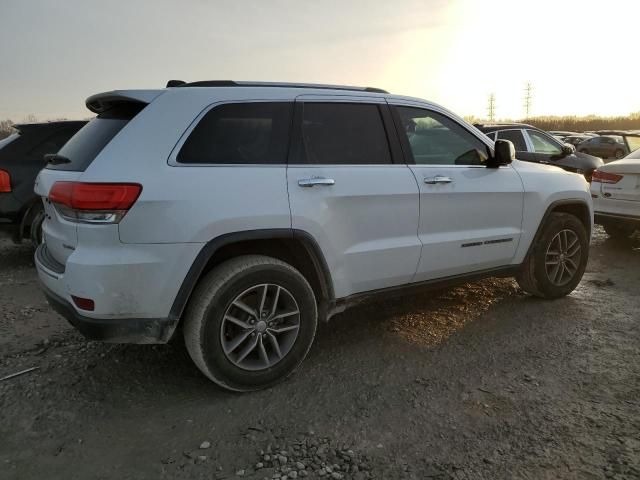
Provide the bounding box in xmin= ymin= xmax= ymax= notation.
xmin=286 ymin=97 xmax=421 ymax=298
xmin=391 ymin=103 xmax=524 ymax=281
xmin=35 ymin=103 xmax=144 ymax=264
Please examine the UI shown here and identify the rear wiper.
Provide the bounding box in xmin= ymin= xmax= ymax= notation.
xmin=44 ymin=154 xmax=71 ymax=165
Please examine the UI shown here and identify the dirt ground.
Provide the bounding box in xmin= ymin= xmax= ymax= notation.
xmin=1 ymin=227 xmax=639 ymax=480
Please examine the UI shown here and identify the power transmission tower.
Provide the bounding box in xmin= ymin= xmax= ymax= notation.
xmin=487 ymin=93 xmax=496 ymax=122
xmin=524 ymin=82 xmax=533 ymax=119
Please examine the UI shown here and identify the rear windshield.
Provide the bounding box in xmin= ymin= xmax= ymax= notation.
xmin=46 ymin=103 xmax=145 ymax=171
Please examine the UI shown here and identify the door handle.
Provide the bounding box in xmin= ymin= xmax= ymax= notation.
xmin=424 ymin=175 xmax=453 ymax=184
xmin=298 ymin=177 xmax=335 ymax=187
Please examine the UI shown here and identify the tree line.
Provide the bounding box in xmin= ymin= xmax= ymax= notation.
xmin=467 ymin=112 xmax=640 ymax=133
xmin=3 ymin=112 xmax=640 ymax=142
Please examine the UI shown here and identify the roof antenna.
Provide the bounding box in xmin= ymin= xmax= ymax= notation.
xmin=166 ymin=80 xmax=186 ymax=88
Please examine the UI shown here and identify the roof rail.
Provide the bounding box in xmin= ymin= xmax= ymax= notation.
xmin=168 ymin=80 xmax=389 ymax=94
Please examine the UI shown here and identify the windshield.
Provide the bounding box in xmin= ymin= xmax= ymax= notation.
xmin=0 ymin=132 xmax=19 ymax=150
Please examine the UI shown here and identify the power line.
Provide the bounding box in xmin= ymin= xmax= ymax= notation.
xmin=487 ymin=93 xmax=496 ymax=122
xmin=524 ymin=82 xmax=533 ymax=118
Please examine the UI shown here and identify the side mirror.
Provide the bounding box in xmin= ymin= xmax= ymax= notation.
xmin=561 ymin=144 xmax=575 ymax=156
xmin=489 ymin=139 xmax=515 ymax=167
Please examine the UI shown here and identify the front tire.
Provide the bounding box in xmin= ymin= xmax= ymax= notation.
xmin=517 ymin=213 xmax=589 ymax=299
xmin=183 ymin=255 xmax=317 ymax=392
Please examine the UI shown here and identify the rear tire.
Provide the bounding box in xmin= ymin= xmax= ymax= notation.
xmin=517 ymin=213 xmax=589 ymax=299
xmin=29 ymin=205 xmax=45 ymax=247
xmin=183 ymin=255 xmax=317 ymax=392
xmin=614 ymin=149 xmax=625 ymax=159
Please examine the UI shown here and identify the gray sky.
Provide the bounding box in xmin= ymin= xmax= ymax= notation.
xmin=1 ymin=0 xmax=638 ymax=121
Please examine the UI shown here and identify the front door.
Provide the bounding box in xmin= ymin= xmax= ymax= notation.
xmin=287 ymin=97 xmax=422 ymax=298
xmin=391 ymin=104 xmax=525 ymax=281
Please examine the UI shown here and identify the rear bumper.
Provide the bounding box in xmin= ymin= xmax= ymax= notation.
xmin=41 ymin=282 xmax=177 ymax=344
xmin=34 ymin=240 xmax=203 ymax=344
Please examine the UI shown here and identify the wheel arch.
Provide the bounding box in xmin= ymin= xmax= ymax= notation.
xmin=168 ymin=229 xmax=334 ymax=327
xmin=525 ymin=199 xmax=592 ymax=259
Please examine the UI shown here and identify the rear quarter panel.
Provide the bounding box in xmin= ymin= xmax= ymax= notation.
xmin=80 ymin=88 xmax=296 ymax=244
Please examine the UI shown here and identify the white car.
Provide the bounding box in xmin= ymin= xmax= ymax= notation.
xmin=34 ymin=80 xmax=593 ymax=391
xmin=591 ymin=148 xmax=640 ymax=238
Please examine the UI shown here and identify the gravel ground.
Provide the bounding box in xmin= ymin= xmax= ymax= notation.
xmin=0 ymin=227 xmax=639 ymax=480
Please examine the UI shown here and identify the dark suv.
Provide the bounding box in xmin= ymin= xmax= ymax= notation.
xmin=0 ymin=121 xmax=86 ymax=245
xmin=477 ymin=123 xmax=604 ymax=181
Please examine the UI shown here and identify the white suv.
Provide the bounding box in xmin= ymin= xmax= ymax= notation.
xmin=34 ymin=81 xmax=593 ymax=391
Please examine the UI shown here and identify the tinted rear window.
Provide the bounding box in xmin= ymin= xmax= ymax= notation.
xmin=177 ymin=102 xmax=292 ymax=164
xmin=46 ymin=103 xmax=145 ymax=171
xmin=496 ymin=130 xmax=527 ymax=151
xmin=294 ymin=103 xmax=392 ymax=165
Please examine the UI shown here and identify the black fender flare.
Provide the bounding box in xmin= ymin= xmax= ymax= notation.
xmin=168 ymin=228 xmax=334 ymax=323
xmin=524 ymin=199 xmax=592 ymax=260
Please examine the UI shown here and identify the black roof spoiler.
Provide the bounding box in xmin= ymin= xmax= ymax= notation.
xmin=85 ymin=90 xmax=163 ymax=114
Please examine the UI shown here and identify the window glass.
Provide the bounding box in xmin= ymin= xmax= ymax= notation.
xmin=296 ymin=103 xmax=391 ymax=164
xmin=496 ymin=130 xmax=528 ymax=151
xmin=627 ymin=137 xmax=640 ymax=153
xmin=177 ymin=102 xmax=292 ymax=164
xmin=49 ymin=103 xmax=145 ymax=171
xmin=527 ymin=130 xmax=562 ymax=154
xmin=396 ymin=107 xmax=488 ymax=165
xmin=29 ymin=128 xmax=79 ymax=160
xmin=484 ymin=132 xmax=496 ymax=141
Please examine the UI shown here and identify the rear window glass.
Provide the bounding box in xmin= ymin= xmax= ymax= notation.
xmin=294 ymin=103 xmax=392 ymax=165
xmin=46 ymin=103 xmax=145 ymax=171
xmin=177 ymin=102 xmax=292 ymax=164
xmin=497 ymin=130 xmax=527 ymax=151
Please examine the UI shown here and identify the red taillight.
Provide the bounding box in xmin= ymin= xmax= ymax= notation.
xmin=0 ymin=169 xmax=11 ymax=193
xmin=50 ymin=182 xmax=142 ymax=210
xmin=49 ymin=182 xmax=142 ymax=223
xmin=71 ymin=295 xmax=95 ymax=311
xmin=592 ymin=170 xmax=623 ymax=184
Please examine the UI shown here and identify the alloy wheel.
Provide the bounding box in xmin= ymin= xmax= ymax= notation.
xmin=545 ymin=229 xmax=581 ymax=286
xmin=220 ymin=284 xmax=300 ymax=371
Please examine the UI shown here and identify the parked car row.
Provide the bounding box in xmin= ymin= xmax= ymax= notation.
xmin=476 ymin=123 xmax=604 ymax=182
xmin=0 ymin=121 xmax=86 ymax=244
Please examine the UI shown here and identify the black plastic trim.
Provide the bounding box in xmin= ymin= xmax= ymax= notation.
xmin=35 ymin=244 xmax=65 ymax=275
xmin=41 ymin=287 xmax=175 ymax=344
xmin=330 ymin=265 xmax=519 ymax=316
xmin=176 ymin=81 xmax=389 ymax=94
xmin=595 ymin=212 xmax=640 ymax=225
xmin=524 ymin=199 xmax=593 ymax=259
